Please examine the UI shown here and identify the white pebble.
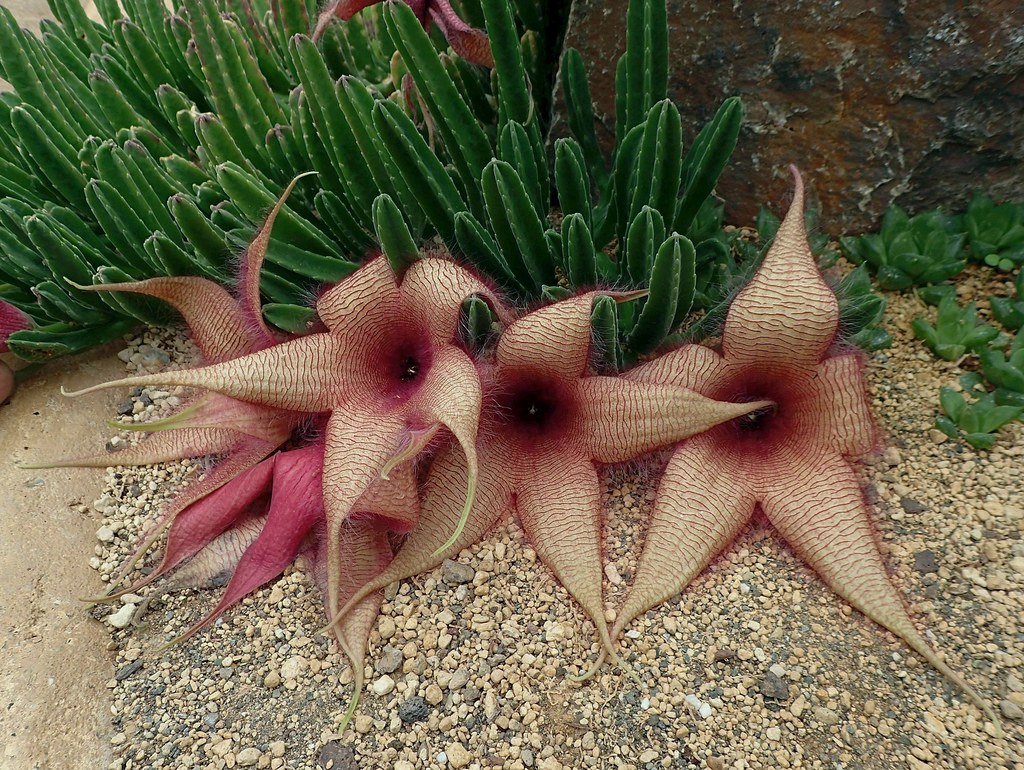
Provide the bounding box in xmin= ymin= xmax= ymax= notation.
xmin=371 ymin=675 xmax=395 ymax=696
xmin=107 ymin=604 xmax=136 ymax=629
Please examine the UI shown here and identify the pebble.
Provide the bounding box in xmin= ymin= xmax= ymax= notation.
xmin=354 ymin=715 xmax=374 ymax=734
xmin=446 ymin=742 xmax=471 ymax=769
xmin=914 ymin=550 xmax=938 ymax=574
xmin=442 ymin=558 xmax=475 ymax=584
xmin=371 ymin=675 xmax=395 ymax=696
xmin=448 ymin=669 xmax=470 ymax=690
xmin=1000 ymin=699 xmax=1024 ymax=720
xmin=765 ymin=726 xmax=782 ymax=742
xmin=758 ymin=671 xmax=789 ymax=700
xmin=96 ymin=525 xmax=115 ymax=543
xmin=375 ymin=646 xmax=403 ymax=674
xmin=106 ymin=604 xmax=136 ymax=629
xmin=236 ymin=748 xmax=261 ymax=767
xmin=813 ymin=706 xmax=840 ymax=725
xmin=398 ymin=696 xmax=430 ymax=723
xmin=424 ymin=683 xmax=444 ymax=705
xmin=378 ymin=616 xmax=397 ymax=639
xmin=279 ymin=655 xmax=304 ymax=680
xmin=1009 ymin=556 xmax=1024 ymax=575
xmin=269 ymin=742 xmax=285 ymax=758
xmin=263 ymin=670 xmax=281 ymax=689
xmin=900 ymin=496 xmax=928 ymax=513
xmin=638 ymin=749 xmax=658 ymax=763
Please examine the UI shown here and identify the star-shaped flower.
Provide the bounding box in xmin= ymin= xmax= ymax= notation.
xmin=602 ymin=167 xmax=997 ymax=728
xmin=65 ymin=251 xmax=511 ymax=619
xmin=326 ymin=292 xmax=770 ymax=691
xmin=315 ymin=0 xmax=494 ymax=67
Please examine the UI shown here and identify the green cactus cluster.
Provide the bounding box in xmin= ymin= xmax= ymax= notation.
xmin=0 ymin=0 xmax=753 ymax=368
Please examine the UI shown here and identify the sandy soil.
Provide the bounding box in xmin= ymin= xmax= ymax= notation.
xmin=0 ymin=349 xmax=123 ymax=770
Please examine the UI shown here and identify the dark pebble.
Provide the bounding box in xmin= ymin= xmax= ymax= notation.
xmin=914 ymin=550 xmax=938 ymax=574
xmin=398 ymin=696 xmax=430 ymax=723
xmin=442 ymin=558 xmax=475 ymax=584
xmin=203 ymin=713 xmax=218 ymax=728
xmin=758 ymin=671 xmax=789 ymax=700
xmin=900 ymin=497 xmax=927 ymax=514
xmin=317 ymin=741 xmax=357 ymax=770
xmin=924 ymin=583 xmax=943 ymax=599
xmin=115 ymin=660 xmax=143 ymax=681
xmin=464 ymin=686 xmax=482 ymax=704
xmin=713 ymin=648 xmax=737 ymax=662
xmin=116 ymin=399 xmax=134 ymax=416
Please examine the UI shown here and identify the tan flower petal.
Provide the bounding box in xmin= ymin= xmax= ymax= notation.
xmin=762 ymin=447 xmax=996 ymax=727
xmin=722 ymin=167 xmax=839 ymax=369
xmin=609 ymin=434 xmax=755 ymax=657
xmin=799 ymin=352 xmax=878 ymax=456
xmin=575 ymin=376 xmax=770 ymax=463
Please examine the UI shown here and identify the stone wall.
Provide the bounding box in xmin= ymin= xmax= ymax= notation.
xmin=556 ymin=0 xmax=1024 ymax=233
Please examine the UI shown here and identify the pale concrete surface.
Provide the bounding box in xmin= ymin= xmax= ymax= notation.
xmin=1 ymin=4 xmax=130 ymax=768
xmin=0 ymin=348 xmax=124 ymax=770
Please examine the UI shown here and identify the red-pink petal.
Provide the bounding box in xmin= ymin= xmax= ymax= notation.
xmin=427 ymin=0 xmax=493 ymax=67
xmin=174 ymin=446 xmax=324 ymax=640
xmin=0 ymin=300 xmax=30 ymax=351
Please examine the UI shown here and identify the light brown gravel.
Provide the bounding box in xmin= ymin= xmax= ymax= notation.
xmin=86 ymin=269 xmax=1021 ymax=770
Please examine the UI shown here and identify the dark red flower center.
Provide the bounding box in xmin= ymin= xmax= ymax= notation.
xmin=380 ymin=328 xmax=433 ymax=400
xmin=493 ymin=371 xmax=574 ymax=445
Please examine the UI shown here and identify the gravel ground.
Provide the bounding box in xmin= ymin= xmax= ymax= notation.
xmin=84 ymin=267 xmax=1021 ymax=770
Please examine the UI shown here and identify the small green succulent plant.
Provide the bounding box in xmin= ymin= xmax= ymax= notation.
xmin=990 ymin=269 xmax=1024 ymax=331
xmin=936 ymin=373 xmax=1024 ymax=449
xmin=840 ymin=206 xmax=966 ymax=290
xmin=910 ymin=295 xmax=1000 ymax=361
xmin=965 ymin=192 xmax=1024 ymax=271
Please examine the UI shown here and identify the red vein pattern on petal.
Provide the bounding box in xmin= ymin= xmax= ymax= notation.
xmin=68 ymin=333 xmax=352 ymax=411
xmin=80 ymin=278 xmax=267 ymax=362
xmin=321 ymin=410 xmax=406 ymax=615
xmin=575 ymin=377 xmax=770 ymax=463
xmin=329 ymin=440 xmax=514 ymax=633
xmin=356 ymin=464 xmax=421 ymax=533
xmin=625 ymin=343 xmax=727 ymax=391
xmin=513 ymin=447 xmax=614 ymax=656
xmin=400 ymin=257 xmax=511 ymax=343
xmin=497 ymin=294 xmax=597 ymax=380
xmin=0 ymin=300 xmax=30 ymax=351
xmin=800 ymin=352 xmax=878 ymax=457
xmin=316 ymin=256 xmax=399 ymax=333
xmin=721 ymin=168 xmax=839 ymax=369
xmin=611 ymin=434 xmax=756 ymax=643
xmin=761 ymin=448 xmax=992 ymax=719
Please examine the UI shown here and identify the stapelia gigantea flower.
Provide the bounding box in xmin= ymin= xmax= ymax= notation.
xmin=65 ymin=251 xmax=511 ymax=619
xmin=314 ymin=0 xmax=494 ymax=67
xmin=36 ymin=180 xmax=308 ymax=592
xmin=326 ymin=292 xmax=771 ymax=685
xmin=603 ymin=167 xmax=998 ymax=727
